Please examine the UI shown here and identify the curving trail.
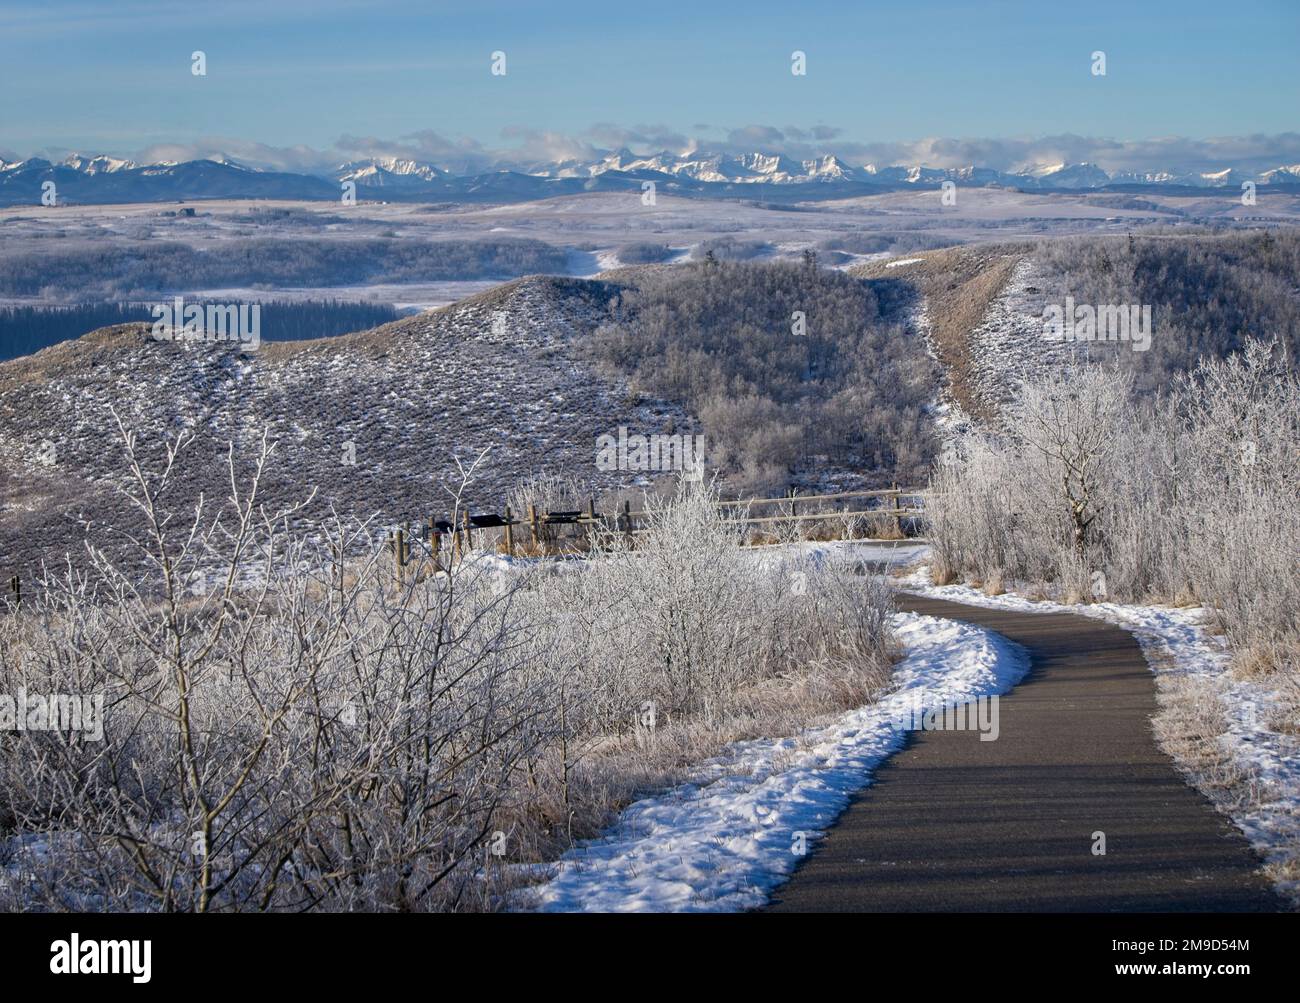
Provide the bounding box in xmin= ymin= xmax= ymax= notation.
xmin=767 ymin=593 xmax=1282 ymax=912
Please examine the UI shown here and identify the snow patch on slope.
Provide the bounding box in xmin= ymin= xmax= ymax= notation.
xmin=903 ymin=295 xmax=975 ymax=448
xmin=961 ymin=257 xmax=1075 ymax=427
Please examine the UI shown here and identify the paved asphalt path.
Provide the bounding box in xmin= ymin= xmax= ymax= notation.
xmin=767 ymin=593 xmax=1282 ymax=912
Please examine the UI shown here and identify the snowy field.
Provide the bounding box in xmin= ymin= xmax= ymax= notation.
xmin=523 ymin=608 xmax=1028 ymax=912
xmin=11 ymin=186 xmax=1295 ymax=309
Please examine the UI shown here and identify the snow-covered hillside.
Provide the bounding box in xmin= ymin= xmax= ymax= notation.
xmin=957 ymin=257 xmax=1077 ymax=427
xmin=0 ymin=275 xmax=693 ymax=577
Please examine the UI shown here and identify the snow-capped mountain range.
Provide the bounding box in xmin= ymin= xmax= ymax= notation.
xmin=562 ymin=149 xmax=862 ymax=184
xmin=571 ymin=150 xmax=1300 ymax=190
xmin=2 ymin=149 xmax=1298 ymax=206
xmin=336 ymin=156 xmax=448 ymax=187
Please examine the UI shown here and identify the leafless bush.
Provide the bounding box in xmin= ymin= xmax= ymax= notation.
xmin=504 ymin=473 xmax=589 ymax=552
xmin=526 ymin=484 xmax=891 ymax=728
xmin=0 ymin=425 xmax=895 ymax=911
xmin=928 ymin=340 xmax=1299 ymax=672
xmin=0 ymin=417 xmax=551 ymax=912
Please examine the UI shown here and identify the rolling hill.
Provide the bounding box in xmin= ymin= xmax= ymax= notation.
xmin=0 ymin=275 xmax=689 ymax=579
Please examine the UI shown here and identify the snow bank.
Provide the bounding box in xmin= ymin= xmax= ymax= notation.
xmin=525 ymin=610 xmax=1028 ymax=912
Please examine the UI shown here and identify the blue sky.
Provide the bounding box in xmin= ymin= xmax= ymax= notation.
xmin=1 ymin=0 xmax=1297 ymax=169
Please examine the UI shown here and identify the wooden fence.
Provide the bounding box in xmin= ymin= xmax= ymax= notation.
xmin=4 ymin=488 xmax=926 ymax=601
xmin=384 ymin=485 xmax=927 ymax=578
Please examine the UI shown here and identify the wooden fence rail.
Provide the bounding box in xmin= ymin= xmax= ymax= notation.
xmin=382 ymin=485 xmax=927 ymax=582
xmin=4 ymin=488 xmax=927 ymax=600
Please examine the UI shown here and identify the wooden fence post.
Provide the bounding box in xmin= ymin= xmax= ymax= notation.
xmin=528 ymin=504 xmax=540 ymax=551
xmin=9 ymin=575 xmax=19 ymax=609
xmin=891 ymin=482 xmax=901 ymax=536
xmin=395 ymin=527 xmax=406 ymax=587
xmin=586 ymin=496 xmax=597 ymax=549
xmin=462 ymin=509 xmax=473 ymax=554
xmin=503 ymin=505 xmax=515 ymax=556
xmin=622 ymin=499 xmax=632 ymax=544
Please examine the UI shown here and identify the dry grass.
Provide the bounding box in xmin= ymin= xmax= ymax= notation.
xmin=1149 ymin=651 xmax=1298 ymax=909
xmin=1265 ymin=852 xmax=1300 ymax=903
xmin=862 ymin=512 xmax=906 ymax=540
xmin=741 ymin=514 xmax=916 ymax=548
xmin=1230 ymin=643 xmax=1287 ymax=682
xmin=1151 ymin=674 xmax=1246 ymax=800
xmin=489 ymin=648 xmax=897 ymax=885
xmin=1269 ymin=672 xmax=1300 ymax=737
xmin=929 ymin=557 xmax=958 ymax=586
xmin=853 ymin=244 xmax=1029 ymax=424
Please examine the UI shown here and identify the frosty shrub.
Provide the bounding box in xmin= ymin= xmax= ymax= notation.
xmin=492 ymin=482 xmax=894 ymax=856
xmin=0 ymin=421 xmax=548 ymax=912
xmin=928 ymin=340 xmax=1299 ymax=673
xmin=504 ymin=472 xmax=589 ymax=551
xmin=0 ymin=426 xmax=895 ymax=911
xmin=617 ymin=242 xmax=674 ymax=265
xmin=522 ymin=484 xmax=894 ymax=736
xmin=1170 ymin=342 xmax=1300 ymax=662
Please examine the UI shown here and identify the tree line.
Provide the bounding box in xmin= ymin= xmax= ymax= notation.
xmin=585 ymin=259 xmax=937 ymax=491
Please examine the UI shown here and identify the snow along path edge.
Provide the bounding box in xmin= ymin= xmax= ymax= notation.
xmin=523 ymin=610 xmax=1029 ymax=912
xmin=899 ymin=570 xmax=1300 ymax=907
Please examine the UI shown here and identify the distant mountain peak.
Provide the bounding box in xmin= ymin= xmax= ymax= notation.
xmin=3 ymin=148 xmax=1299 ymax=207
xmin=336 ymin=157 xmax=447 ymax=185
xmin=62 ymin=153 xmax=137 ymax=174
